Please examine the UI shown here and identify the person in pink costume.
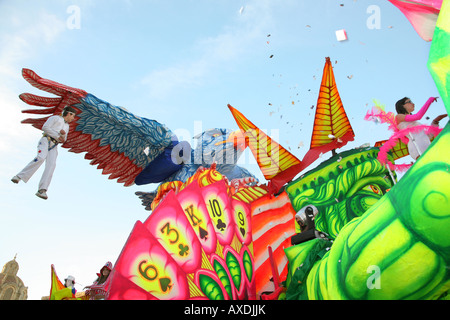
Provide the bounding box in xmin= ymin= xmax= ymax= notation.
xmin=84 ymin=261 xmax=112 ymax=300
xmin=395 ymin=96 xmax=447 ymax=159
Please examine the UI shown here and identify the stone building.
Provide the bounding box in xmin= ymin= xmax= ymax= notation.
xmin=0 ymin=256 xmax=28 ymax=300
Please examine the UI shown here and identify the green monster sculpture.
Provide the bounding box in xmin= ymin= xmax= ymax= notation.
xmin=286 ymin=147 xmax=394 ymax=240
xmin=281 ymin=1 xmax=450 ymax=299
xmin=283 ymin=125 xmax=449 ymax=300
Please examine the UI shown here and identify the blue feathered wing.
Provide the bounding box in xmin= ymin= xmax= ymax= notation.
xmin=19 ymin=68 xmax=179 ymax=187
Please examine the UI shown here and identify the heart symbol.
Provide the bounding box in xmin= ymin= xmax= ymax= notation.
xmin=240 ymin=227 xmax=246 ymax=237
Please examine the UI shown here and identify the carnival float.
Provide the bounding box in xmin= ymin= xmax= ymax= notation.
xmin=18 ymin=0 xmax=449 ymax=300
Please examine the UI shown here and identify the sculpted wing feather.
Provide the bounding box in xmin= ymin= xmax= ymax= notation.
xmin=19 ymin=68 xmax=175 ymax=187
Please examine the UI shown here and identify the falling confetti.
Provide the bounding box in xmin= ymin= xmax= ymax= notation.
xmin=269 ymin=54 xmax=274 ymax=58
xmin=347 ymin=75 xmax=353 ymax=79
xmin=335 ymin=29 xmax=347 ymax=41
xmin=239 ymin=6 xmax=244 ymax=14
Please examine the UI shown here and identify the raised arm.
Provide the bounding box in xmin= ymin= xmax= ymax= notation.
xmin=396 ymin=97 xmax=437 ymax=125
xmin=404 ymin=97 xmax=437 ymax=121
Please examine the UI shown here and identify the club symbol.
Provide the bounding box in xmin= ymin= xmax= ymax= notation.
xmin=178 ymin=244 xmax=189 ymax=256
xmin=216 ymin=219 xmax=226 ymax=231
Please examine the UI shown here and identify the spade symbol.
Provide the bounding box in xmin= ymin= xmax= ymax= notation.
xmin=216 ymin=219 xmax=226 ymax=231
xmin=199 ymin=226 xmax=208 ymax=240
xmin=159 ymin=277 xmax=172 ymax=292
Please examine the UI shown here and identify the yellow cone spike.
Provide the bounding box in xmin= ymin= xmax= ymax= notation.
xmin=310 ymin=57 xmax=354 ymax=149
xmin=300 ymin=57 xmax=356 ymax=170
xmin=228 ymin=105 xmax=301 ymax=192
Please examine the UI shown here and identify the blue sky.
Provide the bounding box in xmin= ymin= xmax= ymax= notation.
xmin=0 ymin=0 xmax=446 ymax=300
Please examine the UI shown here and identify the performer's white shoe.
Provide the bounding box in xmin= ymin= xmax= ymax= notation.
xmin=36 ymin=189 xmax=48 ymax=200
xmin=11 ymin=176 xmax=21 ymax=184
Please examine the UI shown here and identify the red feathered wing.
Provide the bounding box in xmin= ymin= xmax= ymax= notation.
xmin=18 ymin=68 xmax=174 ymax=187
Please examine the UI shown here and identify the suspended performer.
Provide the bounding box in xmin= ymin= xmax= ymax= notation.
xmin=11 ymin=106 xmax=77 ymax=199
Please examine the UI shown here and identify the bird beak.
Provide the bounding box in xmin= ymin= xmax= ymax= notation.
xmin=215 ymin=130 xmax=248 ymax=151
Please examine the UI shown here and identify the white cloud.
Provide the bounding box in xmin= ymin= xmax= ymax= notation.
xmin=0 ymin=9 xmax=66 ymax=160
xmin=139 ymin=1 xmax=274 ymax=100
xmin=141 ymin=60 xmax=209 ymax=99
xmin=0 ymin=10 xmax=66 ymax=78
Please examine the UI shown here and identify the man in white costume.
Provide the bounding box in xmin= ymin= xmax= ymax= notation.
xmin=11 ymin=106 xmax=77 ymax=199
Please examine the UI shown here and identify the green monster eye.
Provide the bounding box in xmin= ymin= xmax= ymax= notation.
xmin=362 ymin=184 xmax=383 ymax=195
